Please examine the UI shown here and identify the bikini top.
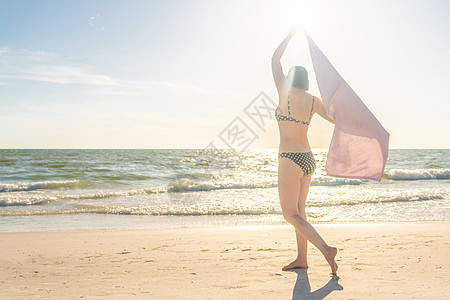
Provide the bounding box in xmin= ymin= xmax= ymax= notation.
xmin=275 ymin=89 xmax=315 ymax=125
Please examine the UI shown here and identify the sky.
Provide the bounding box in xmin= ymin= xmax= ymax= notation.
xmin=0 ymin=0 xmax=449 ymax=149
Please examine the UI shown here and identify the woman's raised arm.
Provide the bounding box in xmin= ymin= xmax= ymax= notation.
xmin=272 ymin=26 xmax=296 ymax=91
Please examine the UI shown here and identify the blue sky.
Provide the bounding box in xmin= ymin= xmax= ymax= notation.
xmin=0 ymin=0 xmax=449 ymax=149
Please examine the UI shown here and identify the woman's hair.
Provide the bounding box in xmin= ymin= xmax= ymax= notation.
xmin=287 ymin=66 xmax=308 ymax=90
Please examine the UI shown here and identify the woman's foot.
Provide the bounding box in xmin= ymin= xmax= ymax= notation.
xmin=325 ymin=247 xmax=338 ymax=275
xmin=282 ymin=258 xmax=308 ymax=271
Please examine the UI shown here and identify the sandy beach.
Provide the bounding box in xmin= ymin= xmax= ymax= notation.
xmin=0 ymin=221 xmax=448 ymax=299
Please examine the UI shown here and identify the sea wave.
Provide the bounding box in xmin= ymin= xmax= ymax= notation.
xmin=57 ymin=177 xmax=365 ymax=200
xmin=170 ymin=177 xmax=365 ymax=192
xmin=0 ymin=180 xmax=97 ymax=192
xmin=49 ymin=181 xmax=277 ymax=201
xmin=311 ymin=177 xmax=362 ymax=186
xmin=2 ymin=190 xmax=448 ymax=216
xmin=0 ymin=197 xmax=55 ymax=207
xmin=0 ymin=206 xmax=282 ymax=217
xmin=384 ymin=169 xmax=450 ymax=180
xmin=166 ymin=179 xmax=278 ymax=192
xmin=0 ymin=180 xmax=125 ymax=193
xmin=0 ymin=176 xmax=367 ymax=202
xmin=310 ymin=193 xmax=447 ymax=207
xmin=168 ymin=177 xmax=363 ymax=192
xmin=0 ymin=157 xmax=15 ymax=163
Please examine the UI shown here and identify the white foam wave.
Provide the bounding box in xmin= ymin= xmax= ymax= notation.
xmin=0 ymin=173 xmax=369 ymax=198
xmin=385 ymin=169 xmax=450 ymax=180
xmin=313 ymin=194 xmax=446 ymax=207
xmin=167 ymin=179 xmax=278 ymax=192
xmin=0 ymin=197 xmax=55 ymax=206
xmin=0 ymin=180 xmax=97 ymax=192
xmin=55 ymin=180 xmax=277 ymax=200
xmin=311 ymin=178 xmax=362 ymax=186
xmin=0 ymin=177 xmax=368 ymax=204
xmin=2 ymin=191 xmax=447 ymax=216
xmin=0 ymin=206 xmax=282 ymax=217
xmin=167 ymin=177 xmax=363 ymax=193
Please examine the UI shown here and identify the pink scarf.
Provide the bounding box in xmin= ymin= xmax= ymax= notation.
xmin=306 ymin=33 xmax=390 ymax=182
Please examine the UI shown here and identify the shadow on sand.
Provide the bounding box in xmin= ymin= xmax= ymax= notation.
xmin=285 ymin=268 xmax=343 ymax=299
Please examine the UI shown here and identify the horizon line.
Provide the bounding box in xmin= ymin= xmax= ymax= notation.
xmin=0 ymin=148 xmax=449 ymax=151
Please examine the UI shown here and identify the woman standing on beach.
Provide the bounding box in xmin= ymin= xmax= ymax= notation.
xmin=272 ymin=26 xmax=338 ymax=275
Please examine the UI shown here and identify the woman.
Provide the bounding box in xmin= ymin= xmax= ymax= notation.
xmin=272 ymin=26 xmax=338 ymax=275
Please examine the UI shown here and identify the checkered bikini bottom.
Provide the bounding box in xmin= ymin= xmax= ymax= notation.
xmin=278 ymin=151 xmax=316 ymax=176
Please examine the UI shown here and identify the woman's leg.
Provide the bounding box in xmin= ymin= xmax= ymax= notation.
xmin=296 ymin=174 xmax=311 ymax=258
xmin=278 ymin=158 xmax=338 ymax=274
xmin=282 ymin=174 xmax=311 ymax=270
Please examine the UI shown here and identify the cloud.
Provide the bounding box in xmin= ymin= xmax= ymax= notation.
xmin=0 ymin=66 xmax=119 ymax=86
xmin=15 ymin=100 xmax=201 ymax=127
xmin=88 ymin=87 xmax=140 ymax=96
xmin=89 ymin=13 xmax=103 ymax=29
xmin=1 ymin=65 xmax=241 ymax=95
xmin=24 ymin=50 xmax=56 ymax=61
xmin=85 ymin=77 xmax=244 ymax=97
xmin=30 ymin=65 xmax=118 ymax=85
xmin=18 ymin=101 xmax=116 ymax=121
xmin=0 ymin=48 xmax=58 ymax=63
xmin=119 ymin=79 xmax=245 ymax=97
xmin=0 ymin=48 xmax=119 ymax=86
xmin=0 ymin=47 xmax=243 ymax=96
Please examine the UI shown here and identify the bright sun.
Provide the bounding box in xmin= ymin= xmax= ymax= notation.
xmin=284 ymin=0 xmax=318 ymax=34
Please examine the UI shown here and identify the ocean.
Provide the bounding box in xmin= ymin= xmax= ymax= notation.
xmin=0 ymin=149 xmax=448 ymax=232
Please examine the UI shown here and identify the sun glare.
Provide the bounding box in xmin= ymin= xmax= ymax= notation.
xmin=284 ymin=0 xmax=317 ymax=34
